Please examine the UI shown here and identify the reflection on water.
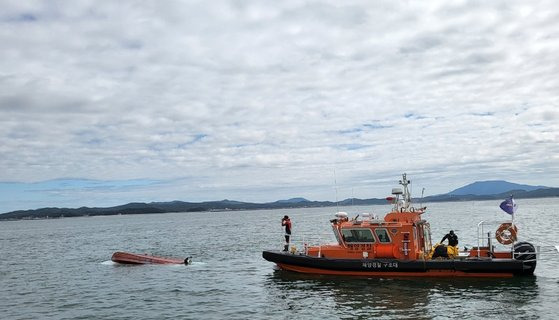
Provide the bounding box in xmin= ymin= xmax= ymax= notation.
xmin=266 ymin=270 xmax=540 ymax=319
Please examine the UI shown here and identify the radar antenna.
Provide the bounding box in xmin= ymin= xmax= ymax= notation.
xmin=399 ymin=173 xmax=411 ymax=210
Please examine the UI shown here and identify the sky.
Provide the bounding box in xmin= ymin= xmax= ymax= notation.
xmin=1 ymin=0 xmax=558 ymax=213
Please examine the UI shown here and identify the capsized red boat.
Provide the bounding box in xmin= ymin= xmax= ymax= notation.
xmin=263 ymin=174 xmax=538 ymax=278
xmin=111 ymin=251 xmax=192 ymax=265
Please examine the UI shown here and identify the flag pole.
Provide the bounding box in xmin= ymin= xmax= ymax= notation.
xmin=499 ymin=195 xmax=517 ymax=249
xmin=511 ymin=195 xmax=516 ymax=248
xmin=511 ymin=195 xmax=515 ymax=225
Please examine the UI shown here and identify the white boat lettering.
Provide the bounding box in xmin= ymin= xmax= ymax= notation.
xmin=362 ymin=261 xmax=398 ymax=269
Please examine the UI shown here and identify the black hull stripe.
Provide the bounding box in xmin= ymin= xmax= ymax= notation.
xmin=262 ymin=250 xmax=535 ymax=274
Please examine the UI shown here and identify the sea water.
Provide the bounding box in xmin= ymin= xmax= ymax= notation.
xmin=1 ymin=198 xmax=558 ymax=319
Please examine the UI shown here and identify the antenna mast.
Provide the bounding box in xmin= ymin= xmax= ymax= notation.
xmin=399 ymin=173 xmax=411 ymax=210
xmin=334 ymin=169 xmax=339 ymax=213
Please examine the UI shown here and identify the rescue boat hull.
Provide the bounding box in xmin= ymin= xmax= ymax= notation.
xmin=111 ymin=251 xmax=191 ymax=265
xmin=262 ymin=251 xmax=535 ymax=277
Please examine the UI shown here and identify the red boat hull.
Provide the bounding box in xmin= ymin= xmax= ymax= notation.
xmin=111 ymin=251 xmax=189 ymax=265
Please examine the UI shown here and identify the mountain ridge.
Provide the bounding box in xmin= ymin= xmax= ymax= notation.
xmin=1 ymin=180 xmax=558 ymax=220
xmin=447 ymin=180 xmax=548 ymax=196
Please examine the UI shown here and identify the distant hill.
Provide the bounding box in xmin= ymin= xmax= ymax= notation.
xmin=424 ymin=187 xmax=559 ymax=202
xmin=448 ymin=180 xmax=548 ymax=196
xmin=1 ymin=180 xmax=558 ymax=220
xmin=274 ymin=198 xmax=310 ymax=204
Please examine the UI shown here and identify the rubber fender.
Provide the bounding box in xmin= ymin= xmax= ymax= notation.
xmin=513 ymin=242 xmax=537 ymax=275
xmin=513 ymin=242 xmax=536 ymax=261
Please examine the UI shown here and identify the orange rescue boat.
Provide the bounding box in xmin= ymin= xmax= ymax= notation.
xmin=263 ymin=174 xmax=538 ymax=278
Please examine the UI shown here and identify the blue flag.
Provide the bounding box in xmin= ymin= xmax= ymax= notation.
xmin=499 ymin=196 xmax=517 ymax=215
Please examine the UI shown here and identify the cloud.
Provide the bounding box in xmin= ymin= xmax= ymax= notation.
xmin=1 ymin=0 xmax=558 ymax=212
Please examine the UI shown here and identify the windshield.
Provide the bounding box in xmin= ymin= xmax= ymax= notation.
xmin=341 ymin=228 xmax=375 ymax=243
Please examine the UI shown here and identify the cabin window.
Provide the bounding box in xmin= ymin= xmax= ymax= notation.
xmin=341 ymin=228 xmax=375 ymax=243
xmin=375 ymin=228 xmax=391 ymax=243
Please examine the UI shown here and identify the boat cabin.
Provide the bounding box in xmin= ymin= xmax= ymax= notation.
xmin=307 ymin=174 xmax=432 ymax=260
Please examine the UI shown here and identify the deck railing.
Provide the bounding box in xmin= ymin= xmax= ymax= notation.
xmin=280 ymin=233 xmax=336 ymax=255
xmin=476 ymin=220 xmax=540 ymax=261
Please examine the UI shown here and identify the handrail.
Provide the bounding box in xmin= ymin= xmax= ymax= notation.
xmin=477 ymin=221 xmax=484 ymax=257
xmin=475 ymin=220 xmax=532 ymax=257
xmin=511 ymin=245 xmax=540 ymax=262
xmin=280 ymin=234 xmax=336 ymax=254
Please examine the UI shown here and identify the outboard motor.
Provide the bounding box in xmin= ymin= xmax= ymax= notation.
xmin=513 ymin=242 xmax=537 ymax=275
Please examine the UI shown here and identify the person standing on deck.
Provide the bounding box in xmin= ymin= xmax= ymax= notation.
xmin=282 ymin=215 xmax=292 ymax=252
xmin=441 ymin=230 xmax=458 ymax=247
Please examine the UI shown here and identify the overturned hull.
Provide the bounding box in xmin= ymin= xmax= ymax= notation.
xmin=262 ymin=251 xmax=536 ymax=278
xmin=111 ymin=251 xmax=191 ymax=265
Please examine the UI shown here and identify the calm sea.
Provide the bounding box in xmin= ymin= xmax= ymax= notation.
xmin=1 ymin=199 xmax=558 ymax=319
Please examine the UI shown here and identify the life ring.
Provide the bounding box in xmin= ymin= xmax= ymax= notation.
xmin=495 ymin=223 xmax=518 ymax=245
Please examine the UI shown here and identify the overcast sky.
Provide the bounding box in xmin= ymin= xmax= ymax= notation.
xmin=1 ymin=0 xmax=558 ymax=212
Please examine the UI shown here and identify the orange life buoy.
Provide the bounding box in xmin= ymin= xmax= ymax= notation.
xmin=495 ymin=223 xmax=518 ymax=245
